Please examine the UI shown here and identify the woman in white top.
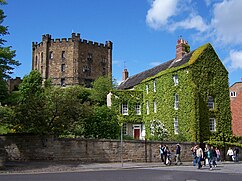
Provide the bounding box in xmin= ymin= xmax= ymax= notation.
xmin=227 ymin=147 xmax=233 ymax=161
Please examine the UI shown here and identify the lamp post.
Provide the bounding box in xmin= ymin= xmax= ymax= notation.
xmin=120 ymin=123 xmax=123 ymax=167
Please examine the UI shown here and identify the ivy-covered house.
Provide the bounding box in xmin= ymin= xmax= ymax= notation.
xmin=107 ymin=38 xmax=232 ymax=142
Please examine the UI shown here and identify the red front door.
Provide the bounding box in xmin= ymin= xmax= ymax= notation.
xmin=134 ymin=129 xmax=140 ymax=139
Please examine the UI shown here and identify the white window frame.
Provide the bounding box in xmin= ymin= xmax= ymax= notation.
xmin=146 ymin=84 xmax=149 ymax=94
xmin=174 ymin=117 xmax=179 ymax=134
xmin=174 ymin=94 xmax=179 ymax=110
xmin=153 ymin=80 xmax=156 ymax=92
xmin=230 ymin=91 xmax=237 ymax=97
xmin=209 ymin=118 xmax=216 ymax=132
xmin=153 ymin=99 xmax=157 ymax=113
xmin=122 ymin=123 xmax=127 ymax=135
xmin=173 ymin=74 xmax=178 ymax=86
xmin=135 ymin=103 xmax=141 ymax=115
xmin=208 ymin=96 xmax=214 ymax=109
xmin=122 ymin=103 xmax=128 ymax=115
xmin=146 ymin=100 xmax=149 ymax=115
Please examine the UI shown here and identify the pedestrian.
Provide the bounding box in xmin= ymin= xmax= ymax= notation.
xmin=204 ymin=144 xmax=209 ymax=166
xmin=234 ymin=147 xmax=239 ymax=162
xmin=208 ymin=146 xmax=217 ymax=170
xmin=159 ymin=144 xmax=164 ymax=163
xmin=191 ymin=145 xmax=197 ymax=166
xmin=175 ymin=144 xmax=182 ymax=165
xmin=215 ymin=147 xmax=221 ymax=162
xmin=227 ymin=147 xmax=234 ymax=161
xmin=163 ymin=145 xmax=168 ymax=165
xmin=165 ymin=147 xmax=172 ymax=166
xmin=196 ymin=145 xmax=203 ymax=169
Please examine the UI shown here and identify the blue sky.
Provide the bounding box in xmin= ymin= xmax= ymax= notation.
xmin=2 ymin=0 xmax=242 ymax=85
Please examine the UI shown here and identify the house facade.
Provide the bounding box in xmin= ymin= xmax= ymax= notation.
xmin=230 ymin=82 xmax=242 ymax=136
xmin=32 ymin=33 xmax=112 ymax=87
xmin=108 ymin=39 xmax=232 ymax=142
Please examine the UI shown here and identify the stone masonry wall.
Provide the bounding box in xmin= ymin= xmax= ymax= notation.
xmin=0 ymin=135 xmax=239 ymax=163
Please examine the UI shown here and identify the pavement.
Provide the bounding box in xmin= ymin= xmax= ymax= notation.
xmin=0 ymin=160 xmax=241 ymax=174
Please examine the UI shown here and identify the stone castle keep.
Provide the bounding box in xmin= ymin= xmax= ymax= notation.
xmin=32 ymin=33 xmax=112 ymax=87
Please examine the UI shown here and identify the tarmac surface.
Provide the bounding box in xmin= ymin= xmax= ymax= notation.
xmin=0 ymin=160 xmax=241 ymax=174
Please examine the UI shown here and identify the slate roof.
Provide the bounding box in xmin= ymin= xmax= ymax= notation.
xmin=118 ymin=50 xmax=194 ymax=90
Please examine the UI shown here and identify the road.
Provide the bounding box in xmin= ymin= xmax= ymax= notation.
xmin=0 ymin=163 xmax=241 ymax=181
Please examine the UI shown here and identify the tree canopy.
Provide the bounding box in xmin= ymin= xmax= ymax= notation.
xmin=0 ymin=0 xmax=20 ymax=104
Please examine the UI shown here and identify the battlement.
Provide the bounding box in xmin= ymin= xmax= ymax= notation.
xmin=32 ymin=33 xmax=112 ymax=49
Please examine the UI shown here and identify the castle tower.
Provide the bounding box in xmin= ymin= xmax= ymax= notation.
xmin=32 ymin=33 xmax=112 ymax=87
xmin=176 ymin=37 xmax=190 ymax=60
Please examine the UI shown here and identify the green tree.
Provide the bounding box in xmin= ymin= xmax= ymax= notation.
xmin=83 ymin=105 xmax=119 ymax=139
xmin=12 ymin=71 xmax=46 ymax=134
xmin=91 ymin=76 xmax=113 ymax=105
xmin=0 ymin=0 xmax=20 ymax=103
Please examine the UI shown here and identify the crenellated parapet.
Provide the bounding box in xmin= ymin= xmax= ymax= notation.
xmin=32 ymin=33 xmax=112 ymax=49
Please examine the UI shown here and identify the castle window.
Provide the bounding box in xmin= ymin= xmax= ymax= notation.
xmin=135 ymin=103 xmax=141 ymax=115
xmin=153 ymin=80 xmax=156 ymax=92
xmin=62 ymin=51 xmax=65 ymax=59
xmin=102 ymin=67 xmax=106 ymax=75
xmin=209 ymin=118 xmax=216 ymax=132
xmin=173 ymin=74 xmax=178 ymax=86
xmin=35 ymin=56 xmax=38 ymax=68
xmin=122 ymin=103 xmax=128 ymax=115
xmin=146 ymin=100 xmax=149 ymax=115
xmin=230 ymin=91 xmax=237 ymax=97
xmin=61 ymin=64 xmax=65 ymax=72
xmin=87 ymin=53 xmax=93 ymax=62
xmin=50 ymin=51 xmax=53 ymax=59
xmin=153 ymin=99 xmax=157 ymax=113
xmin=41 ymin=52 xmax=43 ymax=64
xmin=61 ymin=78 xmax=65 ymax=87
xmin=174 ymin=94 xmax=179 ymax=110
xmin=174 ymin=117 xmax=179 ymax=134
xmin=208 ymin=96 xmax=214 ymax=109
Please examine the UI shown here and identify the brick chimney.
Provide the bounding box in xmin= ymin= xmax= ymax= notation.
xmin=122 ymin=69 xmax=129 ymax=81
xmin=176 ymin=37 xmax=190 ymax=60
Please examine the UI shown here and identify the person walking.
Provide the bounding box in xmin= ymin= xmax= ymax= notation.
xmin=175 ymin=144 xmax=182 ymax=165
xmin=196 ymin=145 xmax=203 ymax=169
xmin=208 ymin=146 xmax=217 ymax=170
xmin=234 ymin=147 xmax=239 ymax=162
xmin=159 ymin=144 xmax=164 ymax=163
xmin=215 ymin=147 xmax=221 ymax=162
xmin=163 ymin=145 xmax=168 ymax=165
xmin=227 ymin=147 xmax=234 ymax=161
xmin=191 ymin=145 xmax=197 ymax=166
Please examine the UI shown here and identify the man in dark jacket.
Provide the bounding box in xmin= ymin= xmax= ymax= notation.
xmin=175 ymin=144 xmax=182 ymax=165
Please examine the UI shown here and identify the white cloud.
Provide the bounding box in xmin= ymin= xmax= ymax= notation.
xmin=204 ymin=0 xmax=212 ymax=6
xmin=229 ymin=50 xmax=242 ymax=70
xmin=146 ymin=0 xmax=178 ymax=30
xmin=211 ymin=0 xmax=242 ymax=45
xmin=169 ymin=15 xmax=208 ymax=32
xmin=146 ymin=0 xmax=208 ymax=32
